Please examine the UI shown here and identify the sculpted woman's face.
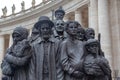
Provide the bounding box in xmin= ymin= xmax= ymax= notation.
xmin=12 ymin=27 xmax=28 ymax=44
xmin=67 ymin=22 xmax=78 ymax=36
xmin=13 ymin=32 xmax=23 ymax=42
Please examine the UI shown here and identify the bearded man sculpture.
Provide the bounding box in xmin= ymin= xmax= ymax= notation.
xmin=28 ymin=16 xmax=62 ymax=80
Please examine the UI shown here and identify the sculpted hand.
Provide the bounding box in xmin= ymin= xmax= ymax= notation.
xmin=72 ymin=71 xmax=84 ymax=78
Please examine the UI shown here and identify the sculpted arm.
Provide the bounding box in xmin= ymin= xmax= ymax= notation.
xmin=28 ymin=45 xmax=36 ymax=80
xmin=60 ymin=42 xmax=74 ymax=75
xmin=97 ymin=58 xmax=111 ymax=76
xmin=5 ymin=48 xmax=31 ymax=66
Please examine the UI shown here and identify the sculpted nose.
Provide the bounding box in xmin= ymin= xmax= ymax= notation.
xmin=44 ymin=28 xmax=47 ymax=31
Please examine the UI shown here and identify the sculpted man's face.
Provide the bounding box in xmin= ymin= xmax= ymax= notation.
xmin=40 ymin=23 xmax=52 ymax=39
xmin=87 ymin=43 xmax=98 ymax=54
xmin=31 ymin=27 xmax=39 ymax=36
xmin=55 ymin=12 xmax=64 ymax=20
xmin=67 ymin=22 xmax=78 ymax=36
xmin=86 ymin=30 xmax=95 ymax=40
xmin=55 ymin=20 xmax=64 ymax=32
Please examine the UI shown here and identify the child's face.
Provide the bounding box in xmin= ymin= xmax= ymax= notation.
xmin=86 ymin=30 xmax=95 ymax=40
xmin=87 ymin=43 xmax=99 ymax=54
xmin=67 ymin=23 xmax=78 ymax=36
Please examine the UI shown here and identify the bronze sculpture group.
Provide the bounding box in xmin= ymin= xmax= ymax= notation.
xmin=1 ymin=7 xmax=112 ymax=80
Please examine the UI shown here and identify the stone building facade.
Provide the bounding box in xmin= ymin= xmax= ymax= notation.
xmin=0 ymin=0 xmax=120 ymax=79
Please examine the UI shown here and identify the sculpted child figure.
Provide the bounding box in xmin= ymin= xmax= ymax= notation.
xmin=83 ymin=39 xmax=112 ymax=80
xmin=85 ymin=28 xmax=95 ymax=41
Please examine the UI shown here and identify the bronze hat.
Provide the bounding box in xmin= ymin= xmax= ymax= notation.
xmin=35 ymin=16 xmax=54 ymax=29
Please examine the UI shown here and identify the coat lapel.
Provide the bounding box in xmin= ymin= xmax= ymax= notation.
xmin=35 ymin=43 xmax=44 ymax=80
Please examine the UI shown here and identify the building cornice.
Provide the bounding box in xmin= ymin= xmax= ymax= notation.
xmin=0 ymin=0 xmax=66 ymax=27
xmin=0 ymin=0 xmax=89 ymax=35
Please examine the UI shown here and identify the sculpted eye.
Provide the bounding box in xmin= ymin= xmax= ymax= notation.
xmin=61 ymin=23 xmax=64 ymax=26
xmin=41 ymin=28 xmax=44 ymax=30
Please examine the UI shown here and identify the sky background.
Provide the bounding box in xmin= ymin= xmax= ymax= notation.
xmin=0 ymin=0 xmax=42 ymax=16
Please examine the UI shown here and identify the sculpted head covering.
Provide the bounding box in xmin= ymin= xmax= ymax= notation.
xmin=35 ymin=16 xmax=54 ymax=30
xmin=55 ymin=6 xmax=65 ymax=16
xmin=85 ymin=39 xmax=99 ymax=46
xmin=32 ymin=26 xmax=39 ymax=35
xmin=12 ymin=26 xmax=29 ymax=41
xmin=81 ymin=39 xmax=100 ymax=59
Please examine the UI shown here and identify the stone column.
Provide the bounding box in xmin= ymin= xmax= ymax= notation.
xmin=0 ymin=35 xmax=5 ymax=78
xmin=9 ymin=34 xmax=13 ymax=47
xmin=29 ymin=28 xmax=32 ymax=36
xmin=98 ymin=0 xmax=112 ymax=68
xmin=75 ymin=9 xmax=82 ymax=25
xmin=109 ymin=0 xmax=120 ymax=77
xmin=88 ymin=0 xmax=98 ymax=38
xmin=0 ymin=35 xmax=5 ymax=60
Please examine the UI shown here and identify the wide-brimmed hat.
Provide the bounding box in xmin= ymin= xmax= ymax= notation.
xmin=35 ymin=16 xmax=54 ymax=29
xmin=55 ymin=6 xmax=65 ymax=15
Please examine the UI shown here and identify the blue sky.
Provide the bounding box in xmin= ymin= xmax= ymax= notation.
xmin=0 ymin=0 xmax=42 ymax=16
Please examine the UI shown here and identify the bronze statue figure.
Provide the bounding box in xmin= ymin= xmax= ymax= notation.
xmin=29 ymin=25 xmax=40 ymax=45
xmin=77 ymin=27 xmax=85 ymax=41
xmin=54 ymin=19 xmax=66 ymax=40
xmin=55 ymin=6 xmax=65 ymax=20
xmin=83 ymin=39 xmax=112 ymax=80
xmin=53 ymin=6 xmax=66 ymax=40
xmin=1 ymin=7 xmax=112 ymax=80
xmin=85 ymin=28 xmax=95 ymax=41
xmin=28 ymin=16 xmax=62 ymax=80
xmin=1 ymin=27 xmax=32 ymax=80
xmin=60 ymin=21 xmax=85 ymax=80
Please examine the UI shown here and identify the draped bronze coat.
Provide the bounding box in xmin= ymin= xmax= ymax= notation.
xmin=28 ymin=38 xmax=61 ymax=80
xmin=1 ymin=40 xmax=31 ymax=80
xmin=60 ymin=38 xmax=85 ymax=80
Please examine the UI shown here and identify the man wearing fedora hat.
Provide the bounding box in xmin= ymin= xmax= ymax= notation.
xmin=28 ymin=16 xmax=62 ymax=80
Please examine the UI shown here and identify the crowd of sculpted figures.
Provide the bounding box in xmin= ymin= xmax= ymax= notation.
xmin=1 ymin=7 xmax=112 ymax=80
